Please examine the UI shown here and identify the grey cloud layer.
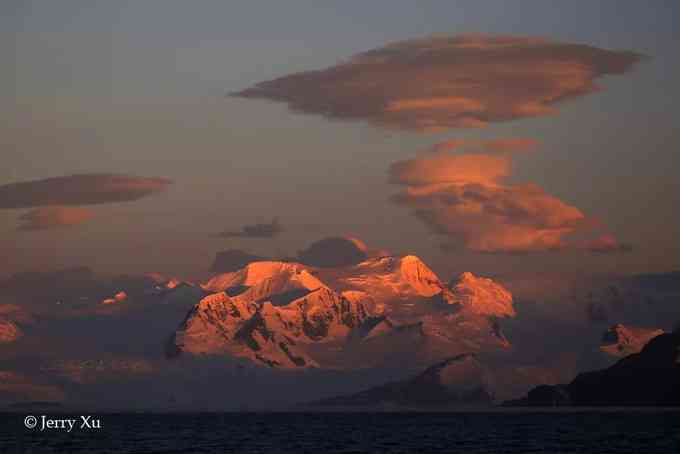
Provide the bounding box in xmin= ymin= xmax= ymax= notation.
xmin=0 ymin=174 xmax=172 ymax=209
xmin=233 ymin=34 xmax=642 ymax=131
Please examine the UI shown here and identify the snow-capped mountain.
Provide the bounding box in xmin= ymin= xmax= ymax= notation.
xmin=171 ymin=275 xmax=370 ymax=368
xmin=319 ymin=255 xmax=443 ymax=300
xmin=446 ymin=272 xmax=515 ymax=318
xmin=169 ymin=255 xmax=515 ymax=369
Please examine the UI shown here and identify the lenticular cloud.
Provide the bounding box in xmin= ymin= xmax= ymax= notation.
xmin=234 ymin=34 xmax=643 ymax=131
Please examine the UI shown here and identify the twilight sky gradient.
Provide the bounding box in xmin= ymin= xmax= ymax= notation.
xmin=3 ymin=1 xmax=679 ymax=280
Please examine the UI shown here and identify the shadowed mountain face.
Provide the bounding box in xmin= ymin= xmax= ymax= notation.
xmin=170 ymin=256 xmax=515 ymax=369
xmin=511 ymin=330 xmax=680 ymax=406
xmin=312 ymin=354 xmax=494 ymax=409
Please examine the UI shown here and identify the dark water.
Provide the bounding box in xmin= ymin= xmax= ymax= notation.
xmin=2 ymin=411 xmax=680 ymax=453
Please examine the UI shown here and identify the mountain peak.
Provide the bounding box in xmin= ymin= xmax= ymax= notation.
xmin=447 ymin=272 xmax=515 ymax=318
xmin=203 ymin=261 xmax=320 ymax=293
xmin=337 ymin=255 xmax=443 ymax=298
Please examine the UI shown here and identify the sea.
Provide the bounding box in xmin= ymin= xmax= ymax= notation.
xmin=1 ymin=410 xmax=679 ymax=453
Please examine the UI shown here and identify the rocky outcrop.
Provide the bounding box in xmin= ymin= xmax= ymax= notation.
xmin=600 ymin=324 xmax=664 ymax=357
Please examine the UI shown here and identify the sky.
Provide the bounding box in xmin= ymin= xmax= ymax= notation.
xmin=2 ymin=0 xmax=680 ymax=281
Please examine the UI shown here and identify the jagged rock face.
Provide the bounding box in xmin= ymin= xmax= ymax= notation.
xmin=172 ymin=283 xmax=369 ymax=368
xmin=173 ymin=292 xmax=256 ymax=354
xmin=446 ymin=272 xmax=515 ymax=318
xmin=600 ymin=324 xmax=664 ymax=357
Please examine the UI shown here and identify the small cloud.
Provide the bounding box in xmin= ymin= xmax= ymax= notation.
xmin=218 ymin=218 xmax=283 ymax=239
xmin=0 ymin=174 xmax=172 ymax=209
xmin=233 ymin=34 xmax=643 ymax=131
xmin=17 ymin=206 xmax=94 ymax=231
xmin=584 ymin=234 xmax=633 ymax=254
xmin=297 ymin=236 xmax=369 ymax=268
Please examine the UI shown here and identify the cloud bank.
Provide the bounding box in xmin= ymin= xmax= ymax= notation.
xmin=0 ymin=174 xmax=172 ymax=209
xmin=233 ymin=34 xmax=642 ymax=131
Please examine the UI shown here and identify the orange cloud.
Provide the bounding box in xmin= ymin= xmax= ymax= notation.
xmin=389 ymin=143 xmax=619 ymax=253
xmin=389 ymin=152 xmax=512 ymax=187
xmin=233 ymin=34 xmax=643 ymax=131
xmin=17 ymin=206 xmax=94 ymax=231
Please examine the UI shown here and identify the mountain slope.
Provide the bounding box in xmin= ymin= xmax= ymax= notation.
xmin=511 ymin=330 xmax=680 ymax=406
xmin=312 ymin=354 xmax=494 ymax=408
